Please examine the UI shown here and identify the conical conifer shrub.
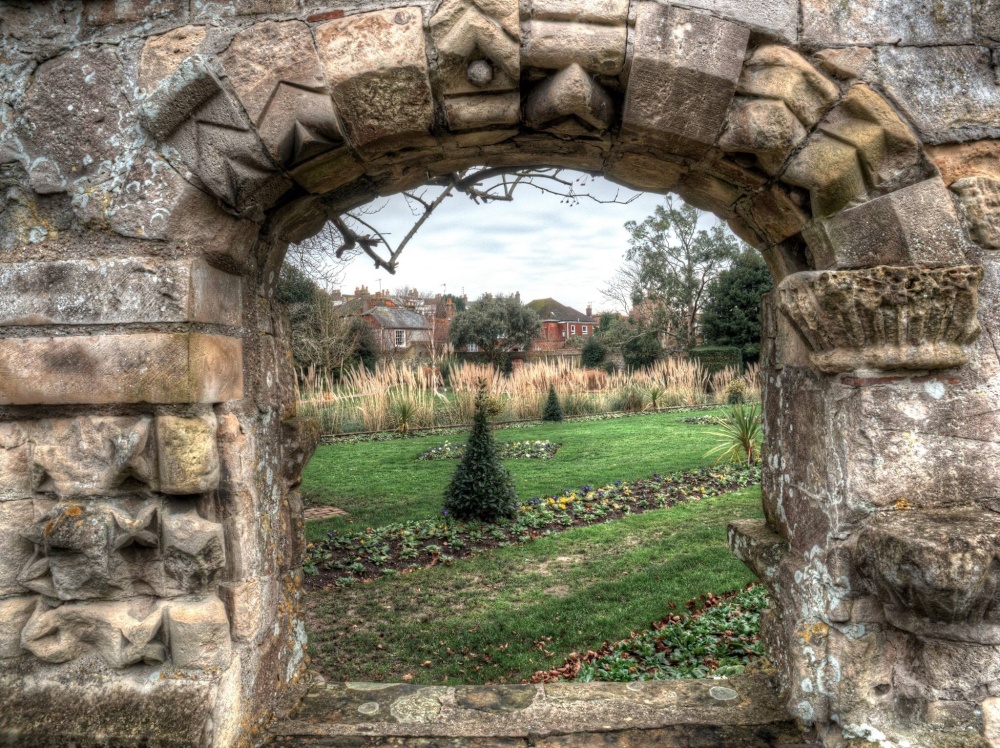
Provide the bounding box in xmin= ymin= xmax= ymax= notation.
xmin=543 ymin=383 xmax=564 ymax=422
xmin=442 ymin=380 xmax=518 ymax=522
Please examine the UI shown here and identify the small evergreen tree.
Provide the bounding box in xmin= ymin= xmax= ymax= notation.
xmin=442 ymin=382 xmax=519 ymax=522
xmin=543 ymin=384 xmax=564 ymax=422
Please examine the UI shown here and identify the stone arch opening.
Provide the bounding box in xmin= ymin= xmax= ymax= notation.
xmin=0 ymin=3 xmax=997 ymax=747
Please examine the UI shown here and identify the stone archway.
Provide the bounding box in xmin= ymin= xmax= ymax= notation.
xmin=0 ymin=2 xmax=998 ymax=746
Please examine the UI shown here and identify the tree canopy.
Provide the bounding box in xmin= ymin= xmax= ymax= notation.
xmin=700 ymin=250 xmax=774 ymax=363
xmin=605 ymin=196 xmax=744 ymax=352
xmin=449 ymin=293 xmax=541 ymax=367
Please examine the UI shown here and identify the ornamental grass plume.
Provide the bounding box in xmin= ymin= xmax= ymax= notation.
xmin=442 ymin=380 xmax=519 ymax=522
xmin=543 ymin=383 xmax=564 ymax=422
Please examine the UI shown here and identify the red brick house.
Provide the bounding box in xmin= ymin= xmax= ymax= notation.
xmin=526 ymin=298 xmax=597 ymax=352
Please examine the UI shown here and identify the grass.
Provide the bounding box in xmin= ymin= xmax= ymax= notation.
xmin=304 ymin=486 xmax=762 ymax=685
xmin=302 ymin=408 xmax=728 ymax=538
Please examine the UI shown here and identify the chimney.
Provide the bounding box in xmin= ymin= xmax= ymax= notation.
xmin=586 ymin=304 xmax=592 ymax=317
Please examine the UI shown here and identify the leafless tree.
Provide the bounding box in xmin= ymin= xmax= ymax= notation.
xmin=288 ymin=167 xmax=638 ymax=284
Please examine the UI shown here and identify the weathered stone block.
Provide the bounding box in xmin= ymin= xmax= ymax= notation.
xmin=218 ymin=577 xmax=275 ymax=641
xmin=802 ymin=0 xmax=976 ymax=47
xmin=31 ymin=416 xmax=155 ymax=497
xmin=525 ymin=0 xmax=629 ymax=24
xmin=733 ymin=186 xmax=808 ymax=246
xmin=665 ymin=0 xmax=797 ymax=43
xmin=0 ymin=596 xmax=35 ymax=659
xmin=443 ymin=93 xmax=521 ymax=131
xmin=818 ymin=84 xmax=925 ymax=192
xmin=166 ymin=596 xmax=232 ymax=669
xmin=0 ymin=333 xmax=243 ymax=406
xmin=675 ymin=171 xmax=742 ymax=219
xmin=22 ymin=597 xmax=167 ymax=667
xmin=781 ymin=132 xmax=868 ymax=217
xmin=0 ymin=258 xmax=242 ymax=327
xmin=280 ymin=418 xmax=319 ymax=490
xmin=314 ymin=8 xmax=434 ymax=154
xmin=0 ymin=501 xmax=34 ymax=597
xmin=928 ymin=139 xmax=1000 ymax=186
xmin=20 ymin=47 xmax=129 ymax=192
xmin=622 ymin=5 xmax=749 ymax=158
xmin=804 ymin=179 xmax=971 ymax=269
xmin=525 ymin=64 xmax=614 ymax=136
xmin=856 ymin=507 xmax=1000 ymax=625
xmin=19 ymin=500 xmax=161 ymax=601
xmin=953 ymin=176 xmax=1000 ymax=249
xmin=521 ymin=20 xmax=626 ymax=75
xmin=109 ymin=150 xmax=259 ymax=267
xmin=778 ymin=266 xmax=983 ymax=373
xmin=162 ymin=508 xmax=226 ymax=591
xmin=155 ymin=414 xmax=220 ymax=495
xmin=0 ymin=423 xmax=32 ymax=501
xmin=603 ymin=151 xmax=686 ymax=193
xmin=139 ymin=25 xmax=207 ymax=91
xmin=867 ymin=45 xmax=1000 ymax=144
xmin=719 ymin=97 xmax=806 ymax=175
xmin=737 ymin=45 xmax=839 ymax=129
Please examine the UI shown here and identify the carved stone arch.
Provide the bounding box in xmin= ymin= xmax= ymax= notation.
xmin=0 ymin=3 xmax=998 ymax=747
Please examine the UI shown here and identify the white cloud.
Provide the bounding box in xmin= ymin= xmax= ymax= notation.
xmin=327 ymin=172 xmax=723 ymax=315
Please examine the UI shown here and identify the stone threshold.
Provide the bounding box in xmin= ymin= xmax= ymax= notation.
xmin=266 ymin=672 xmax=815 ymax=746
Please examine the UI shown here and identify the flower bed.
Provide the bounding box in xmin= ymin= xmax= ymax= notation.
xmin=679 ymin=415 xmax=726 ymax=425
xmin=304 ymin=464 xmax=761 ymax=586
xmin=418 ymin=440 xmax=559 ymax=461
xmin=530 ymin=584 xmax=767 ymax=683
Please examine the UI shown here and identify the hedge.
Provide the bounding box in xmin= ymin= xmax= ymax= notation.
xmin=689 ymin=346 xmax=742 ymax=375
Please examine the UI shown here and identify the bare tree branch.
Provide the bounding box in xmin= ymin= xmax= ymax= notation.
xmin=290 ymin=166 xmax=639 ymax=283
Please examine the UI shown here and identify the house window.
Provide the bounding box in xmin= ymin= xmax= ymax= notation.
xmin=395 ymin=330 xmax=405 ymax=347
xmin=467 ymin=343 xmax=479 ymax=352
xmin=570 ymin=324 xmax=576 ymax=334
xmin=582 ymin=325 xmax=588 ymax=334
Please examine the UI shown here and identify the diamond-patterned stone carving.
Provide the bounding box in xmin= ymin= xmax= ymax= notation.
xmin=431 ymin=0 xmax=521 ymax=130
xmin=525 ymin=64 xmax=613 ymax=136
xmin=220 ymin=20 xmax=364 ymax=194
xmin=139 ymin=56 xmax=291 ymax=220
xmin=781 ymin=84 xmax=925 ymax=217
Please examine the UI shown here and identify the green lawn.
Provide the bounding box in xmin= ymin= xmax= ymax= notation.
xmin=304 ymin=487 xmax=763 ymax=684
xmin=302 ymin=409 xmax=727 ymax=538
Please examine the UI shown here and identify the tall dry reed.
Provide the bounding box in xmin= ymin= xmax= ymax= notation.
xmin=295 ymin=357 xmax=746 ymax=434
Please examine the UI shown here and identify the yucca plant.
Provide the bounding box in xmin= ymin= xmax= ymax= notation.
xmin=704 ymin=402 xmax=762 ymax=465
xmin=646 ymin=384 xmax=664 ymax=411
xmin=389 ymin=393 xmax=418 ymax=433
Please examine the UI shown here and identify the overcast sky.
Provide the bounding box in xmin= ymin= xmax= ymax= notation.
xmin=326 ymin=172 xmax=719 ymax=315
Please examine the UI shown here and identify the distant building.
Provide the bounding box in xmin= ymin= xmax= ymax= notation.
xmin=334 ymin=286 xmax=461 ymax=358
xmin=526 ymin=298 xmax=597 ymax=352
xmin=362 ymin=306 xmax=433 ymax=354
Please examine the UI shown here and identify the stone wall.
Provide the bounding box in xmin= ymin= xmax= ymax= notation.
xmin=0 ymin=1 xmax=997 ymax=747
